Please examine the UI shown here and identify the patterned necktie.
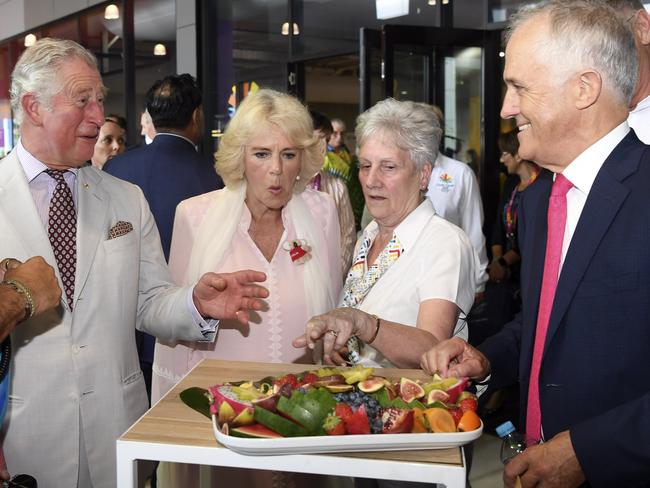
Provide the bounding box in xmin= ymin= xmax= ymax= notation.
xmin=526 ymin=173 xmax=573 ymax=442
xmin=46 ymin=169 xmax=77 ymax=309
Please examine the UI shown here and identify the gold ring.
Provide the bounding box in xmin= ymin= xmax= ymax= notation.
xmin=0 ymin=258 xmax=20 ymax=272
xmin=327 ymin=330 xmax=338 ymax=338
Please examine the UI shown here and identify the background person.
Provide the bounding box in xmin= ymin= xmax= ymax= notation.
xmin=606 ymin=0 xmax=650 ymax=143
xmin=152 ymin=89 xmax=342 ymax=488
xmin=308 ymin=111 xmax=357 ymax=275
xmin=294 ymin=98 xmax=476 ymax=369
xmin=140 ymin=108 xmax=156 ymax=144
xmin=0 ymin=37 xmax=268 ymax=487
xmin=105 ymin=74 xmax=223 ymax=404
xmin=89 ymin=113 xmax=126 ymax=169
xmin=422 ymin=2 xmax=650 ymax=486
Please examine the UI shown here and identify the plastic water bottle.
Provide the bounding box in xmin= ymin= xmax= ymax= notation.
xmin=496 ymin=421 xmax=527 ymax=465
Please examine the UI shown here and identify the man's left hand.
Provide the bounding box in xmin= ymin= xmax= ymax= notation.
xmin=505 ymin=430 xmax=586 ymax=488
xmin=192 ymin=270 xmax=268 ymax=324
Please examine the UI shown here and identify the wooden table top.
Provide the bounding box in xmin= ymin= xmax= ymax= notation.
xmin=120 ymin=359 xmax=463 ymax=467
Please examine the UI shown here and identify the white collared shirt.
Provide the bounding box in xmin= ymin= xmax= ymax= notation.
xmin=628 ymin=94 xmax=650 ymax=144
xmin=559 ymin=122 xmax=630 ymax=271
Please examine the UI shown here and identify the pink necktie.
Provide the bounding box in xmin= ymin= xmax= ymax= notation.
xmin=46 ymin=169 xmax=77 ymax=309
xmin=526 ymin=173 xmax=573 ymax=442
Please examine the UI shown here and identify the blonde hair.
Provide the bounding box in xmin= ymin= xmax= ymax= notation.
xmin=10 ymin=38 xmax=98 ymax=124
xmin=215 ymin=89 xmax=324 ymax=191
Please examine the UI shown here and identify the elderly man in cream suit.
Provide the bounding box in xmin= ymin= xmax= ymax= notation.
xmin=0 ymin=38 xmax=268 ymax=488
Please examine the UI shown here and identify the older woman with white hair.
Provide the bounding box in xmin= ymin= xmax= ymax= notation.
xmin=152 ymin=89 xmax=342 ymax=487
xmin=294 ymin=98 xmax=477 ymax=369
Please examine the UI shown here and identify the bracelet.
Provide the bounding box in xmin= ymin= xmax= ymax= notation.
xmin=367 ymin=314 xmax=381 ymax=344
xmin=1 ymin=279 xmax=35 ymax=321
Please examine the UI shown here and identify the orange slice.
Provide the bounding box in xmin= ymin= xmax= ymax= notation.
xmin=457 ymin=410 xmax=481 ymax=432
xmin=411 ymin=408 xmax=428 ymax=433
xmin=423 ymin=407 xmax=457 ymax=433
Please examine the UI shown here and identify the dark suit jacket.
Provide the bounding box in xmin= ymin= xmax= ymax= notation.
xmin=480 ymin=131 xmax=650 ymax=487
xmin=104 ymin=133 xmax=222 ymax=260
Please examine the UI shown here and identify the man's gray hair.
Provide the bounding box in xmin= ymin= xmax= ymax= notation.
xmin=10 ymin=37 xmax=98 ymax=123
xmin=355 ymin=98 xmax=442 ymax=170
xmin=505 ymin=0 xmax=638 ymax=105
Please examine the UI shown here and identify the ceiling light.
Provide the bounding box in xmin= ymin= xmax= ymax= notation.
xmin=442 ymin=0 xmax=450 ymax=4
xmin=428 ymin=0 xmax=436 ymax=4
xmin=281 ymin=22 xmax=300 ymax=36
xmin=24 ymin=34 xmax=36 ymax=47
xmin=153 ymin=43 xmax=167 ymax=56
xmin=376 ymin=0 xmax=409 ymax=19
xmin=104 ymin=4 xmax=119 ymax=20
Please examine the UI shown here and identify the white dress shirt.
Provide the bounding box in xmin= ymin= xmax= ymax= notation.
xmin=427 ymin=153 xmax=489 ymax=293
xmin=559 ymin=122 xmax=630 ymax=271
xmin=628 ymin=94 xmax=650 ymax=144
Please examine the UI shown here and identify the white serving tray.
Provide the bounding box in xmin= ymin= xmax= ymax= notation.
xmin=212 ymin=415 xmax=482 ymax=456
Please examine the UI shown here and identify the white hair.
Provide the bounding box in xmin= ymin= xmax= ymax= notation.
xmin=10 ymin=37 xmax=98 ymax=123
xmin=355 ymin=98 xmax=442 ymax=170
xmin=506 ymin=0 xmax=638 ymax=104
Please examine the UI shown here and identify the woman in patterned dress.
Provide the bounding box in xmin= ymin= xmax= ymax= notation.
xmin=294 ymin=98 xmax=477 ymax=369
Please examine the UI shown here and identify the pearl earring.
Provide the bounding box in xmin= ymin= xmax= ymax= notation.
xmin=296 ymin=175 xmax=301 ymax=181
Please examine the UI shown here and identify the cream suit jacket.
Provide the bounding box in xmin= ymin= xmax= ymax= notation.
xmin=0 ymin=149 xmax=210 ymax=487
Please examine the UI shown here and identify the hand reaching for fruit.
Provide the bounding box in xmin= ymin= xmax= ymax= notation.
xmin=420 ymin=337 xmax=491 ymax=381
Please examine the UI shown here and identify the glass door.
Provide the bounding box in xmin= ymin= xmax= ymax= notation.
xmin=359 ymin=25 xmax=503 ymax=229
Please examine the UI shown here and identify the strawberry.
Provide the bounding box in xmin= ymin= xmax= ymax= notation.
xmin=447 ymin=406 xmax=464 ymax=427
xmin=344 ymin=404 xmax=371 ymax=434
xmin=299 ymin=372 xmax=319 ymax=386
xmin=459 ymin=397 xmax=478 ymax=413
xmin=323 ymin=414 xmax=346 ymax=435
xmin=334 ymin=402 xmax=353 ymax=421
xmin=273 ymin=374 xmax=299 ymax=389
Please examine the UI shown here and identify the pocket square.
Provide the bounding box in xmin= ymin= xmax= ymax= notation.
xmin=108 ymin=221 xmax=134 ymax=240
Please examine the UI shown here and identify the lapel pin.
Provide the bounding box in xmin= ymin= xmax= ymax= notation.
xmin=84 ymin=183 xmax=89 ymax=189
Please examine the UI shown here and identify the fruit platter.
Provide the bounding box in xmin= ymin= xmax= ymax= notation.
xmin=182 ymin=364 xmax=483 ymax=455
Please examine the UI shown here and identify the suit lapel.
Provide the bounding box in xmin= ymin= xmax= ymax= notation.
xmin=520 ymin=178 xmax=551 ymax=373
xmin=544 ymin=133 xmax=640 ymax=352
xmin=0 ymin=151 xmax=57 ymax=265
xmin=74 ymin=167 xmax=109 ymax=301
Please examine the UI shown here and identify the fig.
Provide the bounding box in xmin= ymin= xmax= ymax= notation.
xmin=252 ymin=393 xmax=280 ymax=413
xmin=444 ymin=377 xmax=470 ymax=404
xmin=357 ymin=377 xmax=385 ymax=393
xmin=425 ymin=388 xmax=450 ymax=405
xmin=399 ymin=377 xmax=425 ymax=403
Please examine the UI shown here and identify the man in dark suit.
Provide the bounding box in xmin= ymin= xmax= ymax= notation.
xmin=422 ymin=1 xmax=650 ymax=487
xmin=105 ymin=74 xmax=222 ymax=401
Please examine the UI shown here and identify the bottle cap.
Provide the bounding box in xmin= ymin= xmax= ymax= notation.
xmin=496 ymin=421 xmax=516 ymax=438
